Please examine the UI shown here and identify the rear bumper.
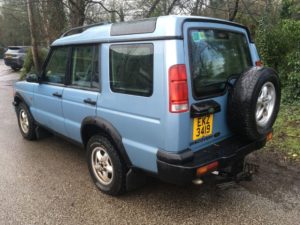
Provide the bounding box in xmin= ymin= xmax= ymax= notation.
xmin=4 ymin=58 xmax=23 ymax=68
xmin=157 ymin=136 xmax=266 ymax=185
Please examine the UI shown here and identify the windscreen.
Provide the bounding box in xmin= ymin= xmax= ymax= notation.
xmin=189 ymin=29 xmax=252 ymax=98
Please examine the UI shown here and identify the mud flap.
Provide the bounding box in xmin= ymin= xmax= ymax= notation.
xmin=35 ymin=126 xmax=52 ymax=139
xmin=126 ymin=168 xmax=147 ymax=191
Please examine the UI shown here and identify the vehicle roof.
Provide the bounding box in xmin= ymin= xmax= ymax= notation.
xmin=52 ymin=15 xmax=251 ymax=46
xmin=7 ymin=46 xmax=31 ymax=49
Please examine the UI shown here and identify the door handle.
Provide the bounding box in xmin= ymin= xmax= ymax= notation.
xmin=52 ymin=92 xmax=62 ymax=98
xmin=83 ymin=98 xmax=96 ymax=106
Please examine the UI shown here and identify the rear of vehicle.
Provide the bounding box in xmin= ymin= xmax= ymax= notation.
xmin=157 ymin=18 xmax=280 ymax=184
xmin=4 ymin=46 xmax=28 ymax=71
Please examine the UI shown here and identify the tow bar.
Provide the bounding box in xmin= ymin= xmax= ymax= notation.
xmin=215 ymin=161 xmax=259 ymax=189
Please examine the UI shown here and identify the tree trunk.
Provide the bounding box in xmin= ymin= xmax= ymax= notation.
xmin=228 ymin=0 xmax=240 ymax=21
xmin=110 ymin=0 xmax=116 ymax=22
xmin=40 ymin=0 xmax=51 ymax=46
xmin=167 ymin=0 xmax=178 ymax=15
xmin=146 ymin=0 xmax=161 ymax=17
xmin=119 ymin=7 xmax=125 ymax=22
xmin=192 ymin=0 xmax=201 ymax=15
xmin=26 ymin=0 xmax=42 ymax=74
xmin=68 ymin=0 xmax=86 ymax=27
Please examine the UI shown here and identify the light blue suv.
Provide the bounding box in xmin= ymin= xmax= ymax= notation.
xmin=13 ymin=16 xmax=280 ymax=195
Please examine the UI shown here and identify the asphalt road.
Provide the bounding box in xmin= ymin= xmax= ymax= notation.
xmin=0 ymin=60 xmax=299 ymax=225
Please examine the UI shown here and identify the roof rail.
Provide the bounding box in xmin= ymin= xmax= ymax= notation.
xmin=61 ymin=22 xmax=109 ymax=38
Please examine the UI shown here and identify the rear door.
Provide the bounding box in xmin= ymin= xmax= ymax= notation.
xmin=183 ymin=22 xmax=253 ymax=151
xmin=97 ymin=42 xmax=164 ymax=172
xmin=62 ymin=44 xmax=99 ymax=143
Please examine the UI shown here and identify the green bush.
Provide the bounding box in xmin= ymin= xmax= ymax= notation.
xmin=256 ymin=19 xmax=300 ymax=103
xmin=20 ymin=47 xmax=48 ymax=80
xmin=282 ymin=50 xmax=300 ymax=103
xmin=0 ymin=47 xmax=5 ymax=59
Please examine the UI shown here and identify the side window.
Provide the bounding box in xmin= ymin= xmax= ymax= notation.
xmin=71 ymin=45 xmax=99 ymax=89
xmin=44 ymin=47 xmax=68 ymax=84
xmin=110 ymin=43 xmax=153 ymax=96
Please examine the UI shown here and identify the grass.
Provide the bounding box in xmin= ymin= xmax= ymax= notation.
xmin=265 ymin=103 xmax=300 ymax=160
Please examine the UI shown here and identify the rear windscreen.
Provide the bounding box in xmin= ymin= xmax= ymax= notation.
xmin=7 ymin=47 xmax=29 ymax=53
xmin=8 ymin=47 xmax=20 ymax=50
xmin=189 ymin=29 xmax=252 ymax=98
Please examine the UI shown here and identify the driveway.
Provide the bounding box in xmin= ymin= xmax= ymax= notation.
xmin=0 ymin=59 xmax=299 ymax=225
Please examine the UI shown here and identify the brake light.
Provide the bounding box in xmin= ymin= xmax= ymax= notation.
xmin=168 ymin=64 xmax=189 ymax=113
xmin=255 ymin=60 xmax=263 ymax=67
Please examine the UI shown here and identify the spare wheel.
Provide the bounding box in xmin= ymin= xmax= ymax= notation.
xmin=227 ymin=67 xmax=281 ymax=141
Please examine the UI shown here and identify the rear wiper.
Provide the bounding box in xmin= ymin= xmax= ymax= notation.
xmin=227 ymin=73 xmax=242 ymax=87
xmin=197 ymin=73 xmax=242 ymax=89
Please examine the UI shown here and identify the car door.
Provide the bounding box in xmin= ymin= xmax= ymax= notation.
xmin=32 ymin=47 xmax=69 ymax=136
xmin=62 ymin=45 xmax=99 ymax=143
xmin=183 ymin=22 xmax=253 ymax=152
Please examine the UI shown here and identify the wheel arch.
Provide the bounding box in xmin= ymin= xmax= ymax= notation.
xmin=13 ymin=92 xmax=27 ymax=106
xmin=81 ymin=116 xmax=132 ymax=167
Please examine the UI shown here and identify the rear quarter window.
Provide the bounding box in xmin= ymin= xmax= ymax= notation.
xmin=109 ymin=43 xmax=154 ymax=97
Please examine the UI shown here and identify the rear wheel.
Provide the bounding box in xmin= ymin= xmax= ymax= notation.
xmin=86 ymin=135 xmax=126 ymax=196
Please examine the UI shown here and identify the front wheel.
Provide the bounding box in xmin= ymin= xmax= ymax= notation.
xmin=86 ymin=135 xmax=126 ymax=196
xmin=16 ymin=102 xmax=36 ymax=140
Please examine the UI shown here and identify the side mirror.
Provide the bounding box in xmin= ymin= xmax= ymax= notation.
xmin=26 ymin=73 xmax=40 ymax=83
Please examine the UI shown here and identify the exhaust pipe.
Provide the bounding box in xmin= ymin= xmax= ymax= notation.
xmin=192 ymin=178 xmax=203 ymax=185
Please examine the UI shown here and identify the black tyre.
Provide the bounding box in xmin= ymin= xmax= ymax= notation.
xmin=228 ymin=67 xmax=281 ymax=141
xmin=86 ymin=135 xmax=126 ymax=196
xmin=16 ymin=102 xmax=36 ymax=140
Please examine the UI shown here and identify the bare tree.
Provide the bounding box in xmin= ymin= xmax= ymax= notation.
xmin=191 ymin=0 xmax=204 ymax=15
xmin=39 ymin=0 xmax=66 ymax=45
xmin=66 ymin=0 xmax=87 ymax=27
xmin=90 ymin=0 xmax=125 ymax=22
xmin=166 ymin=0 xmax=178 ymax=14
xmin=146 ymin=0 xmax=161 ymax=17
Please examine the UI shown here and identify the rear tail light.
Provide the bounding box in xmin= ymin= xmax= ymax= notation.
xmin=255 ymin=60 xmax=263 ymax=67
xmin=168 ymin=64 xmax=189 ymax=113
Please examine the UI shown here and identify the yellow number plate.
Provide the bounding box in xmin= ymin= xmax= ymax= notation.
xmin=193 ymin=114 xmax=213 ymax=141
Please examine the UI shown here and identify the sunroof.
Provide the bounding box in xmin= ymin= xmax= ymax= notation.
xmin=110 ymin=18 xmax=157 ymax=36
